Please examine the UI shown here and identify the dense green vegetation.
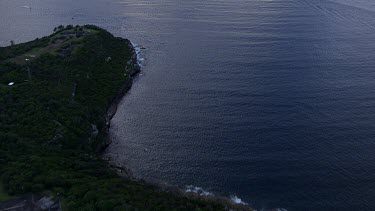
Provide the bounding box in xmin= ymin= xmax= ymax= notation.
xmin=0 ymin=183 xmax=9 ymax=201
xmin=0 ymin=25 xmax=246 ymax=210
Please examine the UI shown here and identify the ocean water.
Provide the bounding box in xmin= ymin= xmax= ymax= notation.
xmin=2 ymin=0 xmax=375 ymax=210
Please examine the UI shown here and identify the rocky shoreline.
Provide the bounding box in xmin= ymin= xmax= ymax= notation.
xmin=100 ymin=40 xmax=141 ymax=152
xmin=100 ymin=41 xmax=252 ymax=210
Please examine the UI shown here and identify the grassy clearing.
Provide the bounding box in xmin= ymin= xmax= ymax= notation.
xmin=4 ymin=27 xmax=97 ymax=65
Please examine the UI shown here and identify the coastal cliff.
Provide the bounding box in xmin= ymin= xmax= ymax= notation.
xmin=101 ymin=41 xmax=140 ymax=151
xmin=0 ymin=25 xmax=251 ymax=210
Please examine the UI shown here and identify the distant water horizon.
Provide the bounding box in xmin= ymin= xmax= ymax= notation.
xmin=2 ymin=0 xmax=375 ymax=210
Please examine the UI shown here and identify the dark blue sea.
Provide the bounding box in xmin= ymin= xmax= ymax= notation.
xmin=2 ymin=0 xmax=375 ymax=210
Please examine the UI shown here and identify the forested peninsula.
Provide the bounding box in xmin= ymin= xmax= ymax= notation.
xmin=0 ymin=25 xmax=250 ymax=210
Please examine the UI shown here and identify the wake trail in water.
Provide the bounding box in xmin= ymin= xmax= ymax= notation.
xmin=296 ymin=0 xmax=375 ymax=31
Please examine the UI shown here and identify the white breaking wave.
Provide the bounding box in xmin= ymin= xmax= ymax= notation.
xmin=185 ymin=186 xmax=250 ymax=206
xmin=230 ymin=195 xmax=247 ymax=205
xmin=132 ymin=42 xmax=144 ymax=66
xmin=185 ymin=185 xmax=213 ymax=196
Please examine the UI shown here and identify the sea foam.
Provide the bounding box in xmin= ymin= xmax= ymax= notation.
xmin=132 ymin=42 xmax=144 ymax=66
xmin=185 ymin=185 xmax=213 ymax=196
xmin=230 ymin=195 xmax=247 ymax=205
